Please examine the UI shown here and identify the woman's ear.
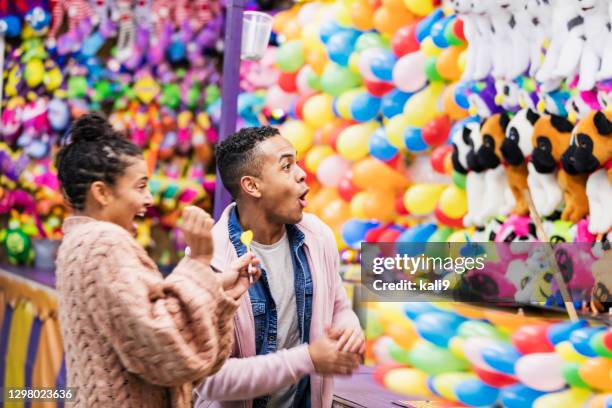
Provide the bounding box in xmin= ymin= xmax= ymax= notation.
xmin=240 ymin=175 xmax=262 ymax=199
xmin=90 ymin=181 xmax=112 ymax=207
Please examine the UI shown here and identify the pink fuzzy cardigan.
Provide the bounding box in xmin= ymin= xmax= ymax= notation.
xmin=55 ymin=216 xmax=239 ymax=407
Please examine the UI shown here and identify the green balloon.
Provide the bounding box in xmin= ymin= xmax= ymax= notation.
xmin=458 ymin=321 xmax=506 ymax=341
xmin=276 ymin=41 xmax=305 ymax=73
xmin=452 ymin=171 xmax=466 ymax=190
xmin=562 ymin=362 xmax=590 ymax=388
xmin=355 ymin=33 xmax=390 ymax=52
xmin=409 ymin=341 xmax=469 ymax=375
xmin=206 ymin=84 xmax=221 ymax=105
xmin=365 ymin=310 xmax=385 ymax=339
xmin=389 ymin=343 xmax=412 ymax=365
xmin=428 ymin=227 xmax=454 ymax=243
xmin=93 ymin=80 xmax=112 ymax=102
xmin=590 ymin=332 xmax=612 ymax=358
xmin=444 ymin=21 xmax=463 ymax=46
xmin=307 ymin=71 xmax=322 ymax=91
xmin=321 ymin=63 xmax=362 ymax=97
xmin=425 ymin=57 xmax=444 ymax=82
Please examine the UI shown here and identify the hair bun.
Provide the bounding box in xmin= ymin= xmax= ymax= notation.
xmin=70 ymin=113 xmax=118 ymax=143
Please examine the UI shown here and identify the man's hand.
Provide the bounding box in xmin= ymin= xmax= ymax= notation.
xmin=308 ymin=336 xmax=360 ymax=376
xmin=326 ymin=326 xmax=365 ymax=354
xmin=222 ymin=253 xmax=261 ymax=300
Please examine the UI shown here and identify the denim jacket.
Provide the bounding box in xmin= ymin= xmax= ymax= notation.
xmin=227 ymin=207 xmax=313 ymax=407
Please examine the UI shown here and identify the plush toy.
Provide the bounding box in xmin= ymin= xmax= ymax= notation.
xmin=597 ymin=1 xmax=612 ymax=81
xmin=525 ymin=0 xmax=552 ymax=77
xmin=124 ymin=0 xmax=152 ymax=69
xmin=592 ymin=247 xmax=612 ymax=305
xmin=506 ymin=0 xmax=534 ymax=80
xmin=1 ymin=97 xmax=25 ymax=144
xmin=0 ymin=216 xmax=35 ymax=265
xmin=563 ymin=110 xmax=612 ymax=234
xmin=501 ymin=108 xmax=541 ymax=216
xmin=488 ymin=0 xmax=515 ymax=80
xmin=0 ymin=10 xmax=22 ymax=121
xmin=467 ymin=77 xmax=503 ymax=118
xmin=148 ymin=0 xmax=174 ymax=65
xmin=451 ymin=118 xmax=488 ymax=227
xmin=495 ymin=79 xmax=521 ymax=112
xmin=478 ymin=113 xmax=516 ymax=222
xmin=507 ymin=245 xmax=553 ymax=303
xmin=17 ymin=98 xmax=51 ymax=159
xmin=536 ymin=0 xmax=581 ymax=91
xmin=553 ymin=0 xmax=609 ymax=91
xmin=47 ymin=0 xmax=94 ymax=54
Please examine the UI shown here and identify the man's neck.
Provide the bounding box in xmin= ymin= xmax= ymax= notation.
xmin=235 ymin=202 xmax=285 ymax=245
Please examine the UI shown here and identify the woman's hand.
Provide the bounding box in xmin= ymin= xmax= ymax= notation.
xmin=180 ymin=206 xmax=214 ymax=265
xmin=222 ymin=253 xmax=262 ymax=300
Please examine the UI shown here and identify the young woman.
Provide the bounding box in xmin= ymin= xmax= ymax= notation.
xmin=54 ymin=113 xmax=260 ymax=407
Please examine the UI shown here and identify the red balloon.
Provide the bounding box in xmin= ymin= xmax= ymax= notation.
xmin=453 ymin=18 xmax=465 ymax=41
xmin=395 ymin=195 xmax=409 ymax=215
xmin=294 ymin=91 xmax=317 ymax=120
xmin=431 ymin=145 xmax=453 ymax=174
xmin=603 ymin=331 xmax=612 ymax=351
xmin=278 ymin=71 xmax=298 ymax=93
xmin=392 ymin=24 xmax=420 ymax=57
xmin=511 ymin=324 xmax=555 ymax=354
xmin=473 ymin=366 xmax=517 ymax=387
xmin=434 ymin=206 xmax=464 ymax=228
xmin=373 ymin=363 xmax=406 ymax=385
xmin=364 ymin=79 xmax=395 ymax=97
xmin=365 ymin=225 xmax=388 ymax=242
xmin=338 ymin=175 xmax=360 ymax=201
xmin=422 ymin=115 xmax=452 ymax=146
xmin=378 ymin=228 xmax=403 ymax=243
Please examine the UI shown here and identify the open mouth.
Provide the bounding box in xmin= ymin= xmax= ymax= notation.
xmin=298 ymin=189 xmax=309 ymax=208
xmin=131 ymin=210 xmax=147 ymax=233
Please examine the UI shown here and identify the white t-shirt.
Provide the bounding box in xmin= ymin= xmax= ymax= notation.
xmin=251 ymin=231 xmax=301 ymax=407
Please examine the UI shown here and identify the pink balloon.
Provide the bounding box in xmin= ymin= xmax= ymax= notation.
xmin=392 ymin=51 xmax=427 ymax=93
xmin=317 ymin=155 xmax=351 ymax=187
xmin=515 ymin=353 xmax=565 ymax=392
xmin=296 ymin=66 xmax=315 ymax=94
xmin=266 ymin=85 xmax=296 ymax=111
xmin=359 ymin=48 xmax=385 ymax=82
xmin=462 ymin=337 xmax=499 ymax=371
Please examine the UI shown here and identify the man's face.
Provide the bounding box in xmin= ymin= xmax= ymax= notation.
xmin=254 ymin=135 xmax=309 ymax=224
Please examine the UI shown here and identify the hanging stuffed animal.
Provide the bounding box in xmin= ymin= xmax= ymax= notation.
xmin=552 ymin=0 xmax=608 ymax=91
xmin=488 ymin=0 xmax=515 ymax=80
xmin=501 ymin=108 xmax=541 ymax=216
xmin=596 ymin=1 xmax=612 ymax=82
xmin=0 ymin=8 xmax=22 ymax=122
xmin=477 ymin=113 xmax=517 ymax=222
xmin=563 ymin=110 xmax=612 ymax=234
xmin=148 ymin=0 xmax=174 ymax=65
xmin=451 ymin=118 xmax=488 ymax=227
xmin=536 ymin=0 xmax=581 ymax=91
xmin=506 ymin=0 xmax=533 ymax=79
xmin=525 ymin=0 xmax=552 ymax=77
xmin=81 ymin=0 xmax=117 ymax=57
xmin=124 ymin=0 xmax=151 ymax=69
xmin=47 ymin=0 xmax=94 ymax=54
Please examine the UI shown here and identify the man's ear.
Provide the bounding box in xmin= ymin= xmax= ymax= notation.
xmin=90 ymin=181 xmax=111 ymax=207
xmin=240 ymin=175 xmax=262 ymax=198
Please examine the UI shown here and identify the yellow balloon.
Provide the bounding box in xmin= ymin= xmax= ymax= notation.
xmin=404 ymin=0 xmax=434 ymax=16
xmin=448 ymin=336 xmax=467 ymax=360
xmin=458 ymin=49 xmax=467 ymax=74
xmin=303 ymin=94 xmax=335 ymax=128
xmin=280 ymin=120 xmax=314 ymax=159
xmin=421 ymin=37 xmax=442 ymax=57
xmin=350 ymin=191 xmax=370 ymax=219
xmin=555 ymin=341 xmax=589 ymax=364
xmin=337 ymin=123 xmax=375 ymax=161
xmin=305 ymin=145 xmax=334 ymax=173
xmin=301 ymin=23 xmax=325 ymax=54
xmin=447 ymin=230 xmax=469 ymax=243
xmin=348 ymin=52 xmax=361 ymax=75
xmin=384 ymin=368 xmax=431 ymax=397
xmin=432 ymin=372 xmax=474 ymax=401
xmin=25 ymin=59 xmax=44 ymax=88
xmin=386 ymin=114 xmax=411 ymax=148
xmin=403 ymin=184 xmax=446 ymax=215
xmin=335 ymin=3 xmax=353 ymax=27
xmin=533 ymin=388 xmax=591 ymax=408
xmin=404 ymin=83 xmax=444 ymax=127
xmin=336 ymin=88 xmax=362 ymax=120
xmin=386 ymin=322 xmax=418 ymax=350
xmin=439 ymin=185 xmax=468 ymax=219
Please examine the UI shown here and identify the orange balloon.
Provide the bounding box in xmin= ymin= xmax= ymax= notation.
xmin=320 ymin=198 xmax=351 ymax=229
xmin=436 ymin=46 xmax=463 ymax=81
xmin=386 ymin=322 xmax=418 ymax=350
xmin=373 ymin=6 xmax=416 ymax=36
xmin=283 ymin=19 xmax=302 ymax=40
xmin=452 ymin=304 xmax=486 ymax=320
xmin=442 ymin=83 xmax=468 ymax=120
xmin=350 ymin=0 xmax=375 ymax=30
xmin=363 ymin=189 xmax=397 ymax=222
xmin=316 ymin=118 xmax=347 ymax=145
xmin=306 ymin=186 xmax=339 ymax=214
xmin=307 ymin=50 xmax=329 ymax=75
xmin=483 ymin=309 xmax=545 ymax=332
xmin=352 ymin=158 xmax=410 ymax=193
xmin=273 ymin=10 xmax=293 ymax=33
xmin=443 ymin=152 xmax=454 ymax=175
xmin=381 ymin=0 xmax=407 ymax=10
xmin=588 ymin=393 xmax=612 ymax=408
xmin=579 ymin=358 xmax=612 ymax=391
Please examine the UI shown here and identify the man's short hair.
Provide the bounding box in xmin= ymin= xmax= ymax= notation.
xmin=215 ymin=126 xmax=280 ymax=199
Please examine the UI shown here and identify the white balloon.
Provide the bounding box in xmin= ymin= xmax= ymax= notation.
xmin=317 ymin=155 xmax=350 ymax=187
xmin=298 ymin=3 xmax=322 ymax=27
xmin=393 ymin=51 xmax=427 ymax=93
xmin=358 ymin=48 xmax=384 ymax=82
xmin=462 ymin=337 xmax=498 ymax=371
xmin=265 ymin=85 xmax=295 ymax=111
xmin=515 ymin=353 xmax=565 ymax=392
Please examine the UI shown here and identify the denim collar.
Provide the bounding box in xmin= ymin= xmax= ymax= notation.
xmin=227 ymin=206 xmax=305 ymax=257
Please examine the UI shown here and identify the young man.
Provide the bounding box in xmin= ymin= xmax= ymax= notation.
xmin=194 ymin=127 xmax=364 ymax=407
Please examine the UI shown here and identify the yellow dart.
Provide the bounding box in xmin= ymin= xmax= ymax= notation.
xmin=240 ymin=230 xmax=254 ymax=283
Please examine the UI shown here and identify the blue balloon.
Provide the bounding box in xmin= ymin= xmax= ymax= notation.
xmin=546 ymin=320 xmax=589 ymax=345
xmin=454 ymin=82 xmax=471 ymax=109
xmin=369 ymin=128 xmax=398 ymax=161
xmin=1 ymin=16 xmax=22 ymax=37
xmin=341 ymin=220 xmax=379 ymax=248
xmin=327 ymin=31 xmax=359 ymax=66
xmin=482 ymin=343 xmax=522 ymax=375
xmin=370 ymin=51 xmax=397 ymax=82
xmin=430 ymin=17 xmax=452 ymax=48
xmin=403 ymin=302 xmax=438 ymax=320
xmin=397 ymin=223 xmax=437 ymax=256
xmin=416 ymin=8 xmax=444 ymax=42
xmin=455 ymin=379 xmax=499 ymax=407
xmin=570 ymin=327 xmax=606 ymax=357
xmin=351 ymin=93 xmax=381 ymax=122
xmin=319 ymin=21 xmax=343 ymax=44
xmin=381 ymin=90 xmax=412 ymax=118
xmin=415 ymin=312 xmax=465 ymax=347
xmin=404 ymin=127 xmax=428 ymax=152
xmin=499 ymin=384 xmax=545 ymax=408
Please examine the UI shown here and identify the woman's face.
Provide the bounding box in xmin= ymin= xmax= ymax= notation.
xmin=104 ymin=157 xmax=153 ymax=236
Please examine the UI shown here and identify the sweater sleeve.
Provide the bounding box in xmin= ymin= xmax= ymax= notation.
xmin=193 ymin=344 xmax=314 ymax=401
xmin=84 ymin=232 xmax=239 ymax=387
